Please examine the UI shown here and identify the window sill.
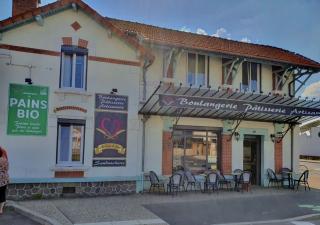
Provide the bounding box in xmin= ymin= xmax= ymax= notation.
xmin=51 ymin=165 xmax=90 ymax=172
xmin=54 ymin=89 xmax=92 ymax=97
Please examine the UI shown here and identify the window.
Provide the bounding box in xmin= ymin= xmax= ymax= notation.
xmin=187 ymin=53 xmax=207 ymax=86
xmin=60 ymin=45 xmax=88 ymax=90
xmin=57 ymin=119 xmax=85 ymax=165
xmin=241 ymin=62 xmax=261 ymax=92
xmin=272 ymin=66 xmax=283 ymax=91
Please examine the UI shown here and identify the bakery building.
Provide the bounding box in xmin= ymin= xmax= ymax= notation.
xmin=1 ymin=0 xmax=320 ymax=199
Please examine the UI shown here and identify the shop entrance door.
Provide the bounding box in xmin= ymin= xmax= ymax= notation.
xmin=243 ymin=135 xmax=261 ymax=185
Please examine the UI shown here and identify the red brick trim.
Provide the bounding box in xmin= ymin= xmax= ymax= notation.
xmin=78 ymin=38 xmax=88 ymax=48
xmin=0 ymin=44 xmax=141 ymax=67
xmin=54 ymin=106 xmax=87 ymax=113
xmin=88 ymin=55 xmax=141 ymax=67
xmin=0 ymin=44 xmax=60 ymax=56
xmin=221 ymin=134 xmax=232 ymax=174
xmin=54 ymin=171 xmax=84 ymax=178
xmin=62 ymin=37 xmax=72 ymax=45
xmin=162 ymin=131 xmax=173 ymax=175
xmin=274 ymin=140 xmax=283 ymax=173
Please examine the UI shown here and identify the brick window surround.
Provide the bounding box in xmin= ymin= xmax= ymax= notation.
xmin=162 ymin=131 xmax=173 ymax=175
xmin=274 ymin=140 xmax=283 ymax=173
xmin=221 ymin=134 xmax=232 ymax=174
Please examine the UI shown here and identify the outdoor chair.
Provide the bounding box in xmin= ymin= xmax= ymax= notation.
xmin=217 ymin=170 xmax=232 ymax=191
xmin=175 ymin=170 xmax=186 ymax=191
xmin=185 ymin=170 xmax=202 ymax=192
xmin=205 ymin=172 xmax=219 ymax=193
xmin=148 ymin=171 xmax=165 ymax=194
xmin=293 ymin=170 xmax=311 ymax=191
xmin=281 ymin=167 xmax=292 ymax=188
xmin=267 ymin=168 xmax=282 ymax=188
xmin=240 ymin=171 xmax=251 ymax=192
xmin=167 ymin=173 xmax=182 ymax=195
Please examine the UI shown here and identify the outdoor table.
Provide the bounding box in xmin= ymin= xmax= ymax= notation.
xmin=282 ymin=171 xmax=301 ymax=189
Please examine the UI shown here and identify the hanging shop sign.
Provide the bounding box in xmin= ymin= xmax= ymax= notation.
xmin=7 ymin=83 xmax=49 ymax=136
xmin=159 ymin=94 xmax=320 ymax=117
xmin=93 ymin=94 xmax=128 ymax=167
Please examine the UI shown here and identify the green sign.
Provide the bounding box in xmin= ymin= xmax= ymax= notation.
xmin=7 ymin=84 xmax=49 ymax=136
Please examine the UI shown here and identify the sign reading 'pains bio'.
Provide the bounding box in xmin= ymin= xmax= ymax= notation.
xmin=7 ymin=84 xmax=49 ymax=136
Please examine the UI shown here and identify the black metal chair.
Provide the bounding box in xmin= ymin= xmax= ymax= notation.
xmin=267 ymin=168 xmax=282 ymax=188
xmin=217 ymin=170 xmax=232 ymax=191
xmin=205 ymin=172 xmax=219 ymax=193
xmin=175 ymin=170 xmax=186 ymax=191
xmin=148 ymin=171 xmax=165 ymax=194
xmin=293 ymin=170 xmax=311 ymax=191
xmin=240 ymin=171 xmax=251 ymax=192
xmin=185 ymin=170 xmax=202 ymax=192
xmin=167 ymin=173 xmax=182 ymax=195
xmin=281 ymin=167 xmax=292 ymax=188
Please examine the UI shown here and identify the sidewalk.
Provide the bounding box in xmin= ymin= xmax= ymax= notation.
xmin=10 ymin=187 xmax=320 ymax=225
xmin=1 ymin=208 xmax=41 ymax=225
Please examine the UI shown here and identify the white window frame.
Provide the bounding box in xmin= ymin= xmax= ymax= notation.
xmin=241 ymin=62 xmax=260 ymax=92
xmin=186 ymin=52 xmax=208 ymax=86
xmin=57 ymin=122 xmax=85 ymax=166
xmin=60 ymin=51 xmax=87 ymax=90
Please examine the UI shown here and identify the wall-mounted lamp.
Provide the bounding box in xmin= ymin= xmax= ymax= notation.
xmin=25 ymin=78 xmax=33 ymax=85
xmin=270 ymin=134 xmax=275 ymax=142
xmin=234 ymin=132 xmax=240 ymax=141
xmin=110 ymin=88 xmax=118 ymax=94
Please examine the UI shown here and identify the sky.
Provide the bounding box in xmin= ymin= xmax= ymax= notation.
xmin=1 ymin=0 xmax=320 ymax=97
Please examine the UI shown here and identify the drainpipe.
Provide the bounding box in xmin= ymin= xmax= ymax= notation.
xmin=142 ymin=59 xmax=152 ymax=101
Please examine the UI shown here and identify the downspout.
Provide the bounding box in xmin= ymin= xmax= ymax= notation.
xmin=140 ymin=58 xmax=153 ymax=192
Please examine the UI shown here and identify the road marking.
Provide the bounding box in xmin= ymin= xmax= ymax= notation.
xmin=75 ymin=218 xmax=167 ymax=225
xmin=291 ymin=222 xmax=315 ymax=225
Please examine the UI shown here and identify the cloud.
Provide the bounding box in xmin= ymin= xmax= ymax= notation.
xmin=240 ymin=37 xmax=251 ymax=43
xmin=196 ymin=28 xmax=207 ymax=35
xmin=302 ymin=81 xmax=320 ymax=97
xmin=212 ymin=27 xmax=227 ymax=38
xmin=180 ymin=26 xmax=191 ymax=32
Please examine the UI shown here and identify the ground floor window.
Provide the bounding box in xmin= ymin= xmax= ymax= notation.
xmin=172 ymin=126 xmax=221 ymax=174
xmin=57 ymin=119 xmax=85 ymax=165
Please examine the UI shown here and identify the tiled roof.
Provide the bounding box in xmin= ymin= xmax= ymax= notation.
xmin=0 ymin=0 xmax=154 ymax=63
xmin=107 ymin=17 xmax=320 ymax=70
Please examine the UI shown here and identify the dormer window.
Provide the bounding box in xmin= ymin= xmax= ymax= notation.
xmin=60 ymin=45 xmax=88 ymax=90
xmin=187 ymin=53 xmax=207 ymax=86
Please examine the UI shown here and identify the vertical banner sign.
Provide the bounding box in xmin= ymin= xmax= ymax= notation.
xmin=7 ymin=84 xmax=49 ymax=136
xmin=93 ymin=94 xmax=128 ymax=167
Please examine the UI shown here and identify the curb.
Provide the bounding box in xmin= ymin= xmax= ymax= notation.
xmin=6 ymin=201 xmax=62 ymax=225
xmin=212 ymin=213 xmax=320 ymax=225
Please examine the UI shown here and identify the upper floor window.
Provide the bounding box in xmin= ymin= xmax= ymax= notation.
xmin=272 ymin=66 xmax=283 ymax=91
xmin=187 ymin=53 xmax=207 ymax=86
xmin=60 ymin=45 xmax=88 ymax=90
xmin=241 ymin=62 xmax=261 ymax=92
xmin=57 ymin=119 xmax=85 ymax=166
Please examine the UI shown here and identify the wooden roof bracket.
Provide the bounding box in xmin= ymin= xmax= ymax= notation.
xmin=224 ymin=58 xmax=244 ymax=85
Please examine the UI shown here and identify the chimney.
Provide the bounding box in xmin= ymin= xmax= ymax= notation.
xmin=12 ymin=0 xmax=40 ymax=16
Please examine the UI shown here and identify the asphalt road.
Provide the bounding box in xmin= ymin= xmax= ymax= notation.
xmin=144 ymin=191 xmax=320 ymax=225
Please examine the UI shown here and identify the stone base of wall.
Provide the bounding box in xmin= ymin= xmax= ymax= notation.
xmin=7 ymin=181 xmax=136 ymax=200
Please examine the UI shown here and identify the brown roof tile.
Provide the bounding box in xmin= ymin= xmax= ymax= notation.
xmin=107 ymin=18 xmax=320 ymax=70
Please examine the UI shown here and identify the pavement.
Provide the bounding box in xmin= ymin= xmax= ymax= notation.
xmin=2 ymin=159 xmax=320 ymax=225
xmin=0 ymin=208 xmax=41 ymax=225
xmin=5 ymin=188 xmax=320 ymax=225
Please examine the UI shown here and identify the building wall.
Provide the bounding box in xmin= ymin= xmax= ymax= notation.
xmin=297 ymin=127 xmax=320 ymax=157
xmin=0 ymin=8 xmax=143 ymax=181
